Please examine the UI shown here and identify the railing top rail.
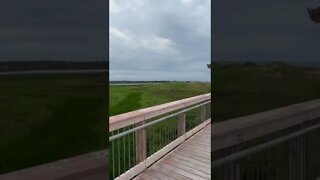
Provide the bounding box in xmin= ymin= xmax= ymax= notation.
xmin=212 ymin=99 xmax=320 ymax=151
xmin=109 ymin=100 xmax=211 ymax=141
xmin=213 ymin=122 xmax=320 ymax=167
xmin=0 ymin=150 xmax=108 ymax=179
xmin=109 ymin=93 xmax=211 ymax=132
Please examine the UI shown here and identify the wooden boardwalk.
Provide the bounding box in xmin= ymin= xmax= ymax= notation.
xmin=134 ymin=124 xmax=211 ymax=180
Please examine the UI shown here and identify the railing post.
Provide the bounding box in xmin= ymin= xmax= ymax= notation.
xmin=135 ymin=121 xmax=147 ymax=163
xmin=201 ymin=104 xmax=207 ymax=122
xmin=178 ymin=113 xmax=186 ymax=136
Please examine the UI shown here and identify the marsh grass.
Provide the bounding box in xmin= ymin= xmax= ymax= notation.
xmin=0 ymin=73 xmax=107 ymax=173
xmin=109 ymin=82 xmax=211 ymax=178
xmin=212 ymin=63 xmax=320 ymax=179
xmin=213 ymin=63 xmax=320 ymax=121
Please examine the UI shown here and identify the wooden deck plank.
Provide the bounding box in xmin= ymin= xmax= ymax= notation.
xmin=174 ymin=151 xmax=211 ymax=164
xmin=182 ymin=142 xmax=211 ymax=150
xmin=190 ymin=135 xmax=208 ymax=139
xmin=164 ymin=155 xmax=210 ymax=173
xmin=189 ymin=139 xmax=211 ymax=148
xmin=201 ymin=128 xmax=211 ymax=132
xmin=191 ymin=140 xmax=210 ymax=146
xmin=196 ymin=134 xmax=210 ymax=138
xmin=202 ymin=130 xmax=211 ymax=133
xmin=191 ymin=134 xmax=210 ymax=140
xmin=133 ymin=176 xmax=144 ymax=180
xmin=133 ymin=172 xmax=159 ymax=180
xmin=170 ymin=153 xmax=211 ymax=168
xmin=150 ymin=165 xmax=192 ymax=180
xmin=179 ymin=147 xmax=211 ymax=160
xmin=202 ymin=128 xmax=211 ymax=132
xmin=135 ymin=123 xmax=211 ymax=179
xmin=199 ymin=127 xmax=210 ymax=133
xmin=157 ymin=162 xmax=207 ymax=180
xmin=180 ymin=144 xmax=211 ymax=153
xmin=181 ymin=143 xmax=211 ymax=154
xmin=144 ymin=168 xmax=174 ymax=180
xmin=162 ymin=159 xmax=210 ymax=179
xmin=190 ymin=136 xmax=210 ymax=142
xmin=201 ymin=133 xmax=210 ymax=136
xmin=200 ymin=130 xmax=211 ymax=134
xmin=190 ymin=139 xmax=210 ymax=145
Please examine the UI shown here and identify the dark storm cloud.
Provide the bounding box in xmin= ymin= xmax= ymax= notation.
xmin=213 ymin=0 xmax=320 ymax=62
xmin=0 ymin=0 xmax=107 ymax=61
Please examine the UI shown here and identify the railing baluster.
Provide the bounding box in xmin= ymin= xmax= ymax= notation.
xmin=123 ymin=128 xmax=126 ymax=173
xmin=108 ymin=95 xmax=211 ymax=179
xmin=128 ymin=126 xmax=131 ymax=169
xmin=133 ymin=130 xmax=136 ymax=165
xmin=165 ymin=120 xmax=167 ymax=145
xmin=289 ymin=136 xmax=306 ymax=180
xmin=153 ymin=125 xmax=156 ymax=152
xmin=163 ymin=122 xmax=165 ymax=147
xmin=117 ymin=130 xmax=120 ymax=177
xmin=159 ymin=123 xmax=161 ymax=151
xmin=112 ymin=132 xmax=115 ymax=180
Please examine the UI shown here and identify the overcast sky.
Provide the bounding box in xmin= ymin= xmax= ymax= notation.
xmin=109 ymin=0 xmax=211 ymax=81
xmin=213 ymin=0 xmax=320 ymax=63
xmin=0 ymin=0 xmax=107 ymax=62
xmin=2 ymin=0 xmax=319 ymax=74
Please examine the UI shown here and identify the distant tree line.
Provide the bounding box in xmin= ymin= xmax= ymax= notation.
xmin=213 ymin=60 xmax=320 ymax=68
xmin=0 ymin=61 xmax=107 ymax=72
xmin=110 ymin=80 xmax=171 ymax=84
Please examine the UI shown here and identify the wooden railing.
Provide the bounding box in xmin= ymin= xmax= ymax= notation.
xmin=0 ymin=150 xmax=108 ymax=180
xmin=212 ymin=99 xmax=320 ymax=180
xmin=109 ymin=93 xmax=211 ymax=180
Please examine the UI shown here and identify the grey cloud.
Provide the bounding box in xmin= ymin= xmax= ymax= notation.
xmin=110 ymin=0 xmax=211 ymax=81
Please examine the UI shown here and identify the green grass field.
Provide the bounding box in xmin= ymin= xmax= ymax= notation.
xmin=109 ymin=82 xmax=211 ymax=116
xmin=213 ymin=63 xmax=320 ymax=121
xmin=0 ymin=79 xmax=210 ymax=174
xmin=4 ymin=62 xmax=318 ymax=175
xmin=0 ymin=73 xmax=107 ymax=174
xmin=213 ymin=63 xmax=320 ymax=179
xmin=109 ymin=82 xmax=211 ymax=178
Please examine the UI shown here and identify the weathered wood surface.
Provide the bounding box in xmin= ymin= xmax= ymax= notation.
xmin=134 ymin=124 xmax=211 ymax=180
xmin=117 ymin=119 xmax=211 ymax=180
xmin=0 ymin=150 xmax=108 ymax=180
xmin=109 ymin=93 xmax=211 ymax=132
xmin=212 ymin=99 xmax=320 ymax=151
